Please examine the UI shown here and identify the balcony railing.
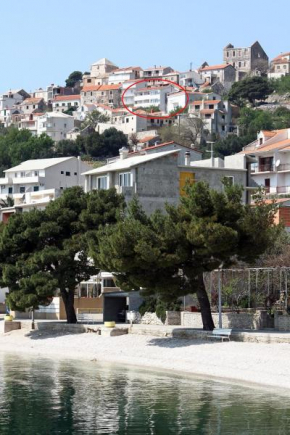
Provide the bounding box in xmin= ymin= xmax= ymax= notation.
xmin=277 ymin=163 xmax=290 ymax=172
xmin=276 ymin=186 xmax=290 ymax=194
xmin=251 ymin=164 xmax=274 ymax=173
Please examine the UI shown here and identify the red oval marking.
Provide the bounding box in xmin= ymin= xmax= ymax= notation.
xmin=121 ymin=78 xmax=189 ymax=120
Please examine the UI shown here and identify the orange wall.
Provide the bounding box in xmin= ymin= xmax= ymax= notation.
xmin=59 ymin=297 xmax=103 ymax=320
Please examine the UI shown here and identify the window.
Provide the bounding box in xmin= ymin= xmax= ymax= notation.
xmin=209 ymin=104 xmax=214 ymax=109
xmin=20 ymin=186 xmax=25 ymax=193
xmin=33 ymin=186 xmax=39 ymax=192
xmin=74 ymin=172 xmax=77 ymax=175
xmin=34 ymin=171 xmax=38 ymax=176
xmin=126 ymin=118 xmax=129 ymax=123
xmin=21 ymin=172 xmax=25 ymax=177
xmin=97 ymin=176 xmax=108 ymax=190
xmin=87 ymin=79 xmax=91 ymax=83
xmin=61 ymin=171 xmax=64 ymax=174
xmin=238 ymin=62 xmax=242 ymax=67
xmin=65 ymin=171 xmax=70 ymax=176
xmin=8 ymin=187 xmax=13 ymax=194
xmin=277 ymin=66 xmax=281 ymax=70
xmin=64 ymin=123 xmax=67 ymax=128
xmin=224 ymin=176 xmax=234 ymax=186
xmin=62 ymin=103 xmax=65 ymax=106
xmin=233 ymin=51 xmax=236 ymax=57
xmin=119 ymin=172 xmax=132 ymax=187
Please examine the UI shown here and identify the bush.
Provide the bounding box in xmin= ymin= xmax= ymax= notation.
xmin=138 ymin=297 xmax=182 ymax=323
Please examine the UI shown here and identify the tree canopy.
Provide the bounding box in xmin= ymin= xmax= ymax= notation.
xmin=91 ymin=182 xmax=278 ymax=330
xmin=0 ymin=187 xmax=125 ymax=323
xmin=228 ymin=76 xmax=274 ymax=107
xmin=65 ymin=71 xmax=83 ymax=87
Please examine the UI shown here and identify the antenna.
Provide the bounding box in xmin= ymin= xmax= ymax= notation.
xmin=190 ymin=62 xmax=193 ymax=71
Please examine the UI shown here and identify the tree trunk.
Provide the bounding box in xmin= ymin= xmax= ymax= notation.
xmin=196 ymin=274 xmax=215 ymax=331
xmin=61 ymin=289 xmax=77 ymax=324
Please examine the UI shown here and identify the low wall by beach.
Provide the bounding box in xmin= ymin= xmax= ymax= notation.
xmin=181 ymin=310 xmax=272 ymax=330
xmin=275 ymin=314 xmax=290 ymax=331
xmin=127 ymin=311 xmax=181 ymax=326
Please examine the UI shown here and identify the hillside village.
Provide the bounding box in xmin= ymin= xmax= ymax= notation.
xmin=0 ymin=41 xmax=290 ymax=224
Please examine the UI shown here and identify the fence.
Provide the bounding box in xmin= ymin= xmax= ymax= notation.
xmin=203 ymin=267 xmax=290 ymax=310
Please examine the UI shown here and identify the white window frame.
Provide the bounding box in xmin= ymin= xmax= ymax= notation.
xmin=97 ymin=176 xmax=108 ymax=190
xmin=119 ymin=172 xmax=132 ymax=187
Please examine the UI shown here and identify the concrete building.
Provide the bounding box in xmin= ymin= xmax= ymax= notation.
xmin=19 ymin=113 xmax=44 ymax=135
xmin=97 ymin=111 xmax=147 ymax=135
xmin=108 ymin=67 xmax=142 ymax=85
xmin=223 ymin=41 xmax=269 ymax=80
xmin=83 ymin=143 xmax=250 ymax=214
xmin=122 ymin=80 xmax=146 ymax=108
xmin=141 ymin=66 xmax=174 ymax=79
xmin=37 ymin=112 xmax=75 ymax=141
xmin=269 ymin=52 xmax=290 ymax=79
xmin=81 ymin=84 xmax=121 ymax=107
xmin=0 ymin=89 xmax=29 ymax=111
xmin=52 ymin=95 xmax=81 ymax=113
xmin=0 ymin=157 xmax=91 ymax=222
xmin=199 ymin=63 xmax=236 ymax=92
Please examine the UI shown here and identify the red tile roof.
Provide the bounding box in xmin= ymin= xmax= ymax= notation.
xmin=82 ymin=84 xmax=121 ymax=92
xmin=21 ymin=98 xmax=43 ymax=105
xmin=272 ymin=52 xmax=290 ymax=62
xmin=200 ymin=64 xmax=232 ymax=71
xmin=53 ymin=95 xmax=81 ymax=101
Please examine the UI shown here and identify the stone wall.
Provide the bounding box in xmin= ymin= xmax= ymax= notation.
xmin=275 ymin=314 xmax=290 ymax=331
xmin=127 ymin=310 xmax=181 ymax=326
xmin=181 ymin=310 xmax=271 ymax=330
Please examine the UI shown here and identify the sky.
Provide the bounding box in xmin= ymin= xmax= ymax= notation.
xmin=0 ymin=0 xmax=289 ymax=93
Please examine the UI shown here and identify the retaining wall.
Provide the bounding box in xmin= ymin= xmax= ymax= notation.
xmin=127 ymin=311 xmax=181 ymax=326
xmin=181 ymin=310 xmax=272 ymax=330
xmin=275 ymin=314 xmax=290 ymax=331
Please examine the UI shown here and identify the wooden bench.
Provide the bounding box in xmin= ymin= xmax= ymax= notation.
xmin=210 ymin=328 xmax=232 ymax=342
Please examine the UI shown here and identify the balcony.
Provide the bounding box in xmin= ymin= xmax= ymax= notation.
xmin=251 ymin=164 xmax=274 ymax=173
xmin=13 ymin=176 xmax=44 ymax=185
xmin=277 ymin=163 xmax=290 ymax=172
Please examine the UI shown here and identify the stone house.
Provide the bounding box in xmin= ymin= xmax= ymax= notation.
xmin=52 ymin=95 xmax=81 ymax=113
xmin=81 ymin=84 xmax=121 ymax=107
xmin=83 ymin=58 xmax=118 ymax=87
xmin=223 ymin=41 xmax=269 ymax=80
xmin=198 ymin=63 xmax=236 ymax=92
xmin=20 ymin=97 xmax=45 ymax=115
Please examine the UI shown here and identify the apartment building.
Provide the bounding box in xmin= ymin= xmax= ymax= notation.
xmin=0 ymin=157 xmax=91 ymax=222
xmin=179 ymin=71 xmax=204 ymax=88
xmin=20 ymin=97 xmax=45 ymax=115
xmin=167 ymin=91 xmax=220 ymax=114
xmin=188 ymin=98 xmax=234 ymax=137
xmin=134 ymin=84 xmax=175 ymax=112
xmin=37 ymin=112 xmax=74 ymax=141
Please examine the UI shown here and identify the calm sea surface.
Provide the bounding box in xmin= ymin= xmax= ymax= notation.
xmin=0 ymin=353 xmax=289 ymax=434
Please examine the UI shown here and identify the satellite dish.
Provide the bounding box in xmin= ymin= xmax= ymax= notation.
xmin=275 ymin=160 xmax=281 ymax=167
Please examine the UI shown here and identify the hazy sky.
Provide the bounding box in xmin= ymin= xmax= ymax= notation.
xmin=0 ymin=0 xmax=289 ymax=93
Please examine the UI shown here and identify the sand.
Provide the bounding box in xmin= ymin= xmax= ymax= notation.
xmin=0 ymin=328 xmax=290 ymax=391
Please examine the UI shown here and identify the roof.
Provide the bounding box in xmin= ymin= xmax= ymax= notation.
xmin=91 ymin=58 xmax=117 ymax=67
xmin=199 ymin=64 xmax=232 ymax=71
xmin=200 ymin=109 xmax=215 ymax=114
xmin=82 ymin=150 xmax=180 ymax=176
xmin=143 ymin=66 xmax=172 ymax=71
xmin=138 ymin=135 xmax=159 ymax=143
xmin=242 ymin=129 xmax=290 ymax=154
xmin=38 ymin=112 xmax=74 ymax=119
xmin=5 ymin=157 xmax=75 ymax=173
xmin=111 ymin=66 xmax=142 ymax=73
xmin=21 ymin=97 xmax=43 ymax=105
xmin=141 ymin=141 xmax=202 ymax=153
xmin=272 ymin=52 xmax=290 ymax=62
xmin=82 ymin=84 xmax=121 ymax=92
xmin=191 ymin=100 xmax=220 ymax=105
xmin=53 ymin=95 xmax=81 ymax=101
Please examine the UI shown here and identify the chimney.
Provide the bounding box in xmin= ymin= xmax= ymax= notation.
xmin=119 ymin=147 xmax=129 ymax=160
xmin=184 ymin=151 xmax=191 ymax=166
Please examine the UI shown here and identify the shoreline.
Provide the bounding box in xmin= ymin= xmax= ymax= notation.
xmin=1 ymin=329 xmax=290 ymax=393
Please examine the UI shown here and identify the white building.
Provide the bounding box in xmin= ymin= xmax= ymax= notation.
xmin=37 ymin=112 xmax=75 ymax=142
xmin=269 ymin=52 xmax=290 ymax=79
xmin=0 ymin=89 xmax=29 ymax=111
xmin=179 ymin=71 xmax=204 ymax=88
xmin=167 ymin=91 xmax=220 ymax=114
xmin=97 ymin=112 xmax=147 ymax=135
xmin=0 ymin=157 xmax=91 ymax=222
xmin=134 ymin=85 xmax=175 ymax=112
xmin=242 ymin=128 xmax=290 ymax=195
xmin=122 ymin=80 xmax=145 ymax=108
xmin=108 ymin=67 xmax=142 ymax=85
xmin=52 ymin=95 xmax=81 ymax=112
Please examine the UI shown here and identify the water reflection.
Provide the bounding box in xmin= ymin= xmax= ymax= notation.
xmin=0 ymin=354 xmax=289 ymax=434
